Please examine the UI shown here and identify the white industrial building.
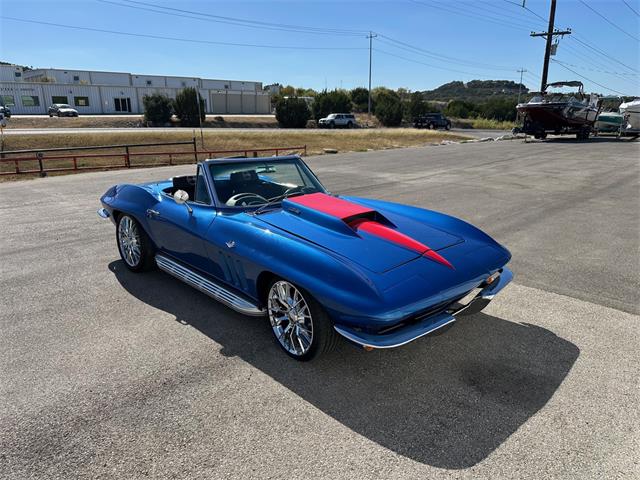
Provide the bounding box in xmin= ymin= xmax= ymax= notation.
xmin=0 ymin=64 xmax=271 ymax=115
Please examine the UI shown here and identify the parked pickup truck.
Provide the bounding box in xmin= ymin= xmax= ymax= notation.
xmin=414 ymin=113 xmax=451 ymax=130
xmin=318 ymin=113 xmax=357 ymax=128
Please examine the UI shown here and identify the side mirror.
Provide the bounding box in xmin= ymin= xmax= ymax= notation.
xmin=173 ymin=189 xmax=192 ymax=213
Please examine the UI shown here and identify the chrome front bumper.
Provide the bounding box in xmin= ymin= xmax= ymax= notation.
xmin=334 ymin=267 xmax=513 ymax=350
xmin=97 ymin=208 xmax=110 ymax=219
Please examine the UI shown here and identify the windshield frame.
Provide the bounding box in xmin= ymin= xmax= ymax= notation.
xmin=203 ymin=155 xmax=327 ymax=211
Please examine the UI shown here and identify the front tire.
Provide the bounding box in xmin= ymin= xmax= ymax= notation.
xmin=116 ymin=214 xmax=155 ymax=272
xmin=266 ymin=279 xmax=338 ymax=361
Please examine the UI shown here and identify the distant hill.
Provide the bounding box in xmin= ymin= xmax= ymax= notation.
xmin=421 ymin=80 xmax=528 ymax=102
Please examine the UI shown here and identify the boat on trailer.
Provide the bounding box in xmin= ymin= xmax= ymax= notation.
xmin=619 ymin=99 xmax=640 ymax=137
xmin=515 ymin=81 xmax=600 ymax=140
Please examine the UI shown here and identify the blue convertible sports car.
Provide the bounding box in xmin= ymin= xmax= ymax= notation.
xmin=98 ymin=155 xmax=512 ymax=360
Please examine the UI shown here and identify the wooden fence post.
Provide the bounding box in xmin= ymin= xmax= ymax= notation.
xmin=36 ymin=152 xmax=45 ymax=177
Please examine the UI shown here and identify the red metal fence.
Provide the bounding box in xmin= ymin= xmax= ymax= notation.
xmin=0 ymin=139 xmax=307 ymax=177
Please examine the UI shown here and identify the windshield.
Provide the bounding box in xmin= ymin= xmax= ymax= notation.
xmin=57 ymin=104 xmax=72 ymax=108
xmin=209 ymin=158 xmax=325 ymax=207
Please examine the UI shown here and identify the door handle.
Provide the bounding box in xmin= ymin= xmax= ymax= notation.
xmin=146 ymin=209 xmax=160 ymax=218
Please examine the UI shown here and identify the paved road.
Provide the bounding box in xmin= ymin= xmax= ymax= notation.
xmin=1 ymin=139 xmax=638 ymax=479
xmin=2 ymin=125 xmax=505 ymax=138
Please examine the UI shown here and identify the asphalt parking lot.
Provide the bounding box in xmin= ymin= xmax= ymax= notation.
xmin=1 ymin=138 xmax=638 ymax=479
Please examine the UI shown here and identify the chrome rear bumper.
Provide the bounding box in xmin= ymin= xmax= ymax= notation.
xmin=334 ymin=267 xmax=513 ymax=350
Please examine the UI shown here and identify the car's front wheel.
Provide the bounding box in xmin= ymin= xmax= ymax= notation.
xmin=116 ymin=214 xmax=155 ymax=272
xmin=266 ymin=279 xmax=338 ymax=361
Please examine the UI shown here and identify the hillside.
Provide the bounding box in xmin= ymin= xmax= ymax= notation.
xmin=421 ymin=80 xmax=528 ymax=101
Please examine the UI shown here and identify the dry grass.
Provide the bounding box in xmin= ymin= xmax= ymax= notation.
xmin=5 ymin=115 xmax=279 ymax=129
xmin=0 ymin=129 xmax=468 ymax=181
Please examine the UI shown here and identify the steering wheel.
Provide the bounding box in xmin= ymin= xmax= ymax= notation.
xmin=226 ymin=192 xmax=268 ymax=207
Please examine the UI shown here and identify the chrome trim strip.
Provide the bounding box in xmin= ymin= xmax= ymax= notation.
xmin=155 ymin=254 xmax=264 ymax=316
xmin=97 ymin=208 xmax=110 ymax=219
xmin=452 ymin=266 xmax=514 ymax=316
xmin=334 ymin=315 xmax=456 ymax=349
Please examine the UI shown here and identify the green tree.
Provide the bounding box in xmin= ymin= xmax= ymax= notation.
xmin=312 ymin=89 xmax=352 ymax=120
xmin=374 ymin=90 xmax=403 ymax=126
xmin=275 ymin=97 xmax=311 ymax=128
xmin=408 ymin=91 xmax=428 ymax=120
xmin=444 ymin=99 xmax=478 ymax=119
xmin=142 ymin=93 xmax=173 ymax=125
xmin=350 ymin=87 xmax=370 ymax=112
xmin=173 ymin=87 xmax=205 ymax=127
xmin=478 ymin=98 xmax=517 ymax=121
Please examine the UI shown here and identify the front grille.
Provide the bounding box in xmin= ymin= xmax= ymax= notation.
xmin=376 ymin=298 xmax=458 ymax=335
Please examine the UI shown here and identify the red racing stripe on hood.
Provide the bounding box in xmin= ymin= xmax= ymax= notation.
xmin=288 ymin=193 xmax=454 ymax=269
xmin=350 ymin=219 xmax=454 ymax=269
xmin=287 ymin=192 xmax=374 ymax=219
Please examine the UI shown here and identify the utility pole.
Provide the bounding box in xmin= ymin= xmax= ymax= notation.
xmin=530 ymin=0 xmax=571 ymax=93
xmin=367 ymin=31 xmax=377 ymax=116
xmin=517 ymin=68 xmax=527 ymax=104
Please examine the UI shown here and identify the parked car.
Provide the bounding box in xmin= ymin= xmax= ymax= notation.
xmin=48 ymin=104 xmax=79 ymax=117
xmin=0 ymin=105 xmax=11 ymax=118
xmin=98 ymin=155 xmax=512 ymax=361
xmin=414 ymin=113 xmax=451 ymax=130
xmin=318 ymin=113 xmax=357 ymax=128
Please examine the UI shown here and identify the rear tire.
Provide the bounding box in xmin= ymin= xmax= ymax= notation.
xmin=116 ymin=214 xmax=155 ymax=272
xmin=266 ymin=278 xmax=338 ymax=361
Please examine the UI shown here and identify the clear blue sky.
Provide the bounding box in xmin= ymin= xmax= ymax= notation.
xmin=1 ymin=0 xmax=638 ymax=95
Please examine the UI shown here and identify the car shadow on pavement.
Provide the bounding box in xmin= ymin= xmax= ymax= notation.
xmin=109 ymin=261 xmax=580 ymax=470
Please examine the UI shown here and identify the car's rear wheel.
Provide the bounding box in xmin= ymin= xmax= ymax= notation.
xmin=116 ymin=214 xmax=155 ymax=272
xmin=266 ymin=279 xmax=337 ymax=361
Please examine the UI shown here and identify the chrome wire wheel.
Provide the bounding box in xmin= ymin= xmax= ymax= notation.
xmin=268 ymin=281 xmax=314 ymax=357
xmin=118 ymin=216 xmax=142 ymax=268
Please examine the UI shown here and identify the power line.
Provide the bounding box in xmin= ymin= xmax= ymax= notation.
xmin=571 ymin=36 xmax=638 ymax=74
xmin=551 ymin=60 xmax=628 ymax=95
xmin=577 ymin=0 xmax=639 ymax=41
xmin=374 ymin=48 xmax=520 ymax=80
xmin=107 ymin=0 xmax=367 ymax=36
xmin=376 ymin=34 xmax=515 ymax=71
xmin=558 ymin=44 xmax=639 ymax=86
xmin=501 ymin=0 xmax=549 ymax=23
xmin=0 ymin=16 xmax=368 ymax=50
xmin=622 ymin=0 xmax=640 ymax=17
xmin=409 ymin=0 xmax=536 ymax=31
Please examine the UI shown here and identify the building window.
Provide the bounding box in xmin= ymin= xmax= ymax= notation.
xmin=14 ymin=72 xmax=21 ymax=78
xmin=224 ymin=84 xmax=229 ymax=89
xmin=74 ymin=96 xmax=89 ymax=107
xmin=181 ymin=81 xmax=186 ymax=87
xmin=21 ymin=95 xmax=40 ymax=107
xmin=52 ymin=96 xmax=68 ymax=104
xmin=146 ymin=80 xmax=152 ymax=86
xmin=114 ymin=98 xmax=132 ymax=112
xmin=1 ymin=95 xmax=15 ymax=106
xmin=73 ymin=75 xmax=80 ymax=82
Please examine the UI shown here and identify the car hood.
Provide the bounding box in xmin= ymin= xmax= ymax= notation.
xmin=255 ymin=193 xmax=464 ymax=273
xmin=58 ymin=108 xmax=77 ymax=112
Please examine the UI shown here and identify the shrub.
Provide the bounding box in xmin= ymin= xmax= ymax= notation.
xmin=374 ymin=90 xmax=403 ymax=126
xmin=312 ymin=90 xmax=352 ymax=120
xmin=444 ymin=99 xmax=478 ymax=119
xmin=275 ymin=97 xmax=310 ymax=128
xmin=350 ymin=87 xmax=370 ymax=112
xmin=407 ymin=91 xmax=428 ymax=121
xmin=173 ymin=87 xmax=205 ymax=127
xmin=477 ymin=98 xmax=517 ymax=122
xmin=142 ymin=93 xmax=173 ymax=125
